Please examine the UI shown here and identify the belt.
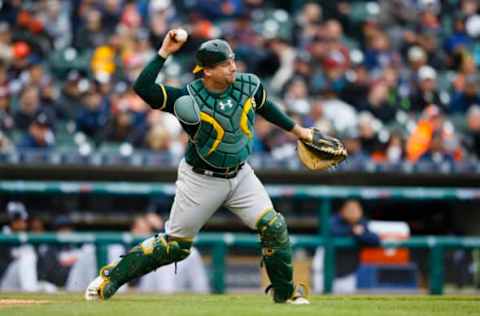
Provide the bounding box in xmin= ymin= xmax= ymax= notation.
xmin=192 ymin=163 xmax=244 ymax=179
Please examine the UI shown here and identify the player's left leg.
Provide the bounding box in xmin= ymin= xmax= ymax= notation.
xmin=225 ymin=163 xmax=309 ymax=304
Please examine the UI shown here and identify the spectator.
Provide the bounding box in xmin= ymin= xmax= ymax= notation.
xmin=0 ymin=130 xmax=13 ymax=153
xmin=417 ymin=30 xmax=445 ymax=71
xmin=451 ymin=52 xmax=477 ymax=100
xmin=0 ymin=201 xmax=40 ymax=292
xmin=293 ymin=2 xmax=322 ymax=48
xmin=381 ymin=66 xmax=411 ymax=113
xmin=18 ymin=111 xmax=55 ymax=149
xmin=283 ymin=77 xmax=310 ymax=115
xmin=313 ymin=199 xmax=380 ymax=294
xmin=13 ymin=86 xmax=42 ymax=131
xmin=29 ymin=216 xmax=45 ymax=233
xmin=75 ymin=8 xmax=109 ymax=50
xmin=38 ymin=0 xmax=72 ymax=50
xmin=37 ymin=216 xmax=83 ymax=290
xmin=253 ymin=116 xmax=273 ymax=153
xmin=409 ymin=65 xmax=446 ymax=113
xmin=464 ymin=105 xmax=480 ymax=159
xmin=310 ymin=98 xmax=333 ymax=135
xmin=406 ymin=104 xmax=444 ymax=162
xmin=363 ymin=30 xmax=397 ymax=72
xmin=75 ymin=86 xmax=110 ymax=143
xmin=384 ymin=132 xmax=405 ymax=164
xmin=357 ymin=112 xmax=384 ymax=157
xmin=102 ymin=0 xmax=123 ymax=34
xmin=56 ymin=71 xmax=85 ymax=120
xmin=443 ymin=14 xmax=472 ymax=56
xmin=103 ymin=108 xmax=146 ymax=146
xmin=145 ymin=125 xmax=172 ymax=152
xmin=0 ymin=22 xmax=13 ymax=62
xmin=341 ymin=131 xmax=370 ymax=169
xmin=339 ymin=63 xmax=370 ymax=110
xmin=418 ymin=131 xmax=455 ymax=165
xmin=321 ymin=96 xmax=357 ymax=135
xmin=450 ymin=74 xmax=480 ymax=113
xmin=361 ymin=81 xmax=397 ymax=123
xmin=0 ymin=84 xmax=14 ymax=133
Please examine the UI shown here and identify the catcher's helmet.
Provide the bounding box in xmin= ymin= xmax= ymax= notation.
xmin=193 ymin=39 xmax=235 ymax=73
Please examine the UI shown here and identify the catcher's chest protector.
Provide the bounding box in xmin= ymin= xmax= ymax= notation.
xmin=187 ymin=73 xmax=259 ymax=168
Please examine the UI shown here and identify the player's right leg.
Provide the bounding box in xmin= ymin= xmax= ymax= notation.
xmin=85 ymin=234 xmax=192 ymax=300
xmin=85 ymin=159 xmax=227 ymax=300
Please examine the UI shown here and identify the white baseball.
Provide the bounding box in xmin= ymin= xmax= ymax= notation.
xmin=174 ymin=29 xmax=188 ymax=42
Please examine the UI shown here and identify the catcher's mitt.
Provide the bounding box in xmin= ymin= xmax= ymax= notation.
xmin=297 ymin=128 xmax=348 ymax=170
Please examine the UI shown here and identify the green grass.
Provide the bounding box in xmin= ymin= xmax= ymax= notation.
xmin=0 ymin=293 xmax=479 ymax=316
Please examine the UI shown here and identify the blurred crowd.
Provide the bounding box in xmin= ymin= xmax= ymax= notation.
xmin=0 ymin=0 xmax=480 ymax=169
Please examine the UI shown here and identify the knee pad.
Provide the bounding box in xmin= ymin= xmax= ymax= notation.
xmin=140 ymin=234 xmax=192 ymax=263
xmin=165 ymin=236 xmax=192 ymax=262
xmin=256 ymin=209 xmax=290 ymax=252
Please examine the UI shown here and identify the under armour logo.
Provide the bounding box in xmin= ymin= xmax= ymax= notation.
xmin=218 ymin=99 xmax=234 ymax=111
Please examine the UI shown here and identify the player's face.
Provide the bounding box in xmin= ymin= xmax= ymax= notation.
xmin=208 ymin=58 xmax=237 ymax=86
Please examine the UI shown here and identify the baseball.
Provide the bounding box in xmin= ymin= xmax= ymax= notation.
xmin=174 ymin=29 xmax=188 ymax=42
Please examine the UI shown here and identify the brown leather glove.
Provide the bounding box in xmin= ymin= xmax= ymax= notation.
xmin=297 ymin=128 xmax=348 ymax=170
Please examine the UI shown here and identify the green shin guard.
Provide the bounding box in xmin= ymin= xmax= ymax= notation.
xmin=99 ymin=234 xmax=192 ymax=299
xmin=257 ymin=209 xmax=294 ymax=303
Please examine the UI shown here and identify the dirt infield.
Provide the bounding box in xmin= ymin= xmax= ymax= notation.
xmin=0 ymin=299 xmax=49 ymax=307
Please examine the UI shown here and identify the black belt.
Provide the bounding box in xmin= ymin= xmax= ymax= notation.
xmin=192 ymin=163 xmax=244 ymax=179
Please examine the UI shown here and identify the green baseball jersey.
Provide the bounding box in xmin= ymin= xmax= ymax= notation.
xmin=133 ymin=55 xmax=295 ymax=170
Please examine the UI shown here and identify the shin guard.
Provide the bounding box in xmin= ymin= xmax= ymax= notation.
xmin=99 ymin=234 xmax=191 ymax=299
xmin=257 ymin=209 xmax=294 ymax=303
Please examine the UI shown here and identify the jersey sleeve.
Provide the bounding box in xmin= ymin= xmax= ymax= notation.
xmin=254 ymin=82 xmax=295 ymax=131
xmin=133 ymin=55 xmax=188 ymax=114
xmin=133 ymin=55 xmax=199 ymax=137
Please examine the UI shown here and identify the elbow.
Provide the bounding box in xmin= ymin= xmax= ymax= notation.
xmin=132 ymin=80 xmax=144 ymax=98
xmin=132 ymin=81 xmax=154 ymax=108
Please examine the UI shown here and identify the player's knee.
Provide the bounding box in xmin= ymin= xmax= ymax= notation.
xmin=166 ymin=236 xmax=192 ymax=262
xmin=141 ymin=235 xmax=192 ymax=263
xmin=256 ymin=209 xmax=289 ymax=249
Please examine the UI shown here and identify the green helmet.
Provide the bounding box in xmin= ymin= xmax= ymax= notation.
xmin=193 ymin=39 xmax=235 ymax=73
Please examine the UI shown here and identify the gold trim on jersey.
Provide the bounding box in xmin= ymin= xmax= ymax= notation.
xmin=258 ymin=88 xmax=267 ymax=109
xmin=240 ymin=97 xmax=254 ymax=139
xmin=199 ymin=112 xmax=225 ymax=155
xmin=157 ymin=83 xmax=167 ymax=110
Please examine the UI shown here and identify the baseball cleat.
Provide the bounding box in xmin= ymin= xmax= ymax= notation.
xmin=286 ymin=284 xmax=310 ymax=305
xmin=85 ymin=264 xmax=120 ymax=301
xmin=85 ymin=276 xmax=105 ymax=301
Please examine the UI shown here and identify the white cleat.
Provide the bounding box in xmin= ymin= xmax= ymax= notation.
xmin=84 ymin=276 xmax=104 ymax=301
xmin=286 ymin=297 xmax=310 ymax=305
xmin=286 ymin=284 xmax=310 ymax=305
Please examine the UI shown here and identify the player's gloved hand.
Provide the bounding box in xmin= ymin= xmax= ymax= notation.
xmin=297 ymin=128 xmax=348 ymax=171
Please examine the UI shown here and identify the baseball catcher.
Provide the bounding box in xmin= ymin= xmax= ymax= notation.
xmin=85 ymin=28 xmax=347 ymax=305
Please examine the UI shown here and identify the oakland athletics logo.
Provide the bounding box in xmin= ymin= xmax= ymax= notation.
xmin=218 ymin=99 xmax=234 ymax=111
